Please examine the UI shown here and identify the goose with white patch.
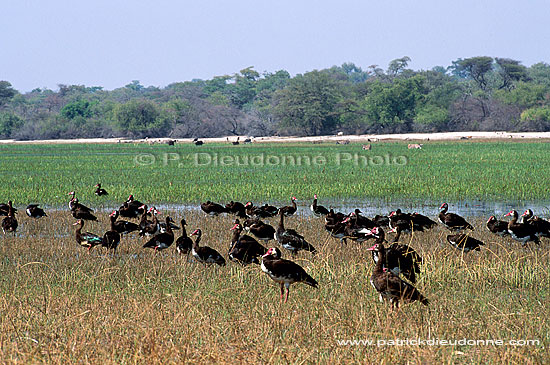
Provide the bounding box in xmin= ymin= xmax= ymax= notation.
xmin=26 ymin=204 xmax=47 ymax=219
xmin=505 ymin=210 xmax=540 ymax=245
xmin=190 ymin=229 xmax=226 ymax=266
xmin=143 ymin=216 xmax=176 ymax=251
xmin=260 ymin=247 xmax=318 ymax=303
xmin=94 ymin=183 xmax=108 ymax=196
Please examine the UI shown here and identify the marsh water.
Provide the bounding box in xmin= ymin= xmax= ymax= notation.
xmin=72 ymin=198 xmax=550 ymax=219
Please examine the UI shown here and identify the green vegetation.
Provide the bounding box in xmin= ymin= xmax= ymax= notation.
xmin=1 ymin=141 xmax=550 ymax=206
xmin=2 ymin=57 xmax=550 ymax=139
xmin=0 ymin=212 xmax=547 ymax=362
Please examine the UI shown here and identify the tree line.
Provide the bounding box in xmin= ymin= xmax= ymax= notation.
xmin=2 ymin=56 xmax=550 ymax=140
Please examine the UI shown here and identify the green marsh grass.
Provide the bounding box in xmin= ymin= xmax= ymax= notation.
xmin=1 ymin=141 xmax=550 ymax=207
xmin=0 ymin=210 xmax=548 ymax=363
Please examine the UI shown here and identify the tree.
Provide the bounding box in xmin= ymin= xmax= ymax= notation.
xmin=387 ymin=56 xmax=412 ymax=77
xmin=0 ymin=113 xmax=23 ymax=137
xmin=495 ymin=58 xmax=528 ymax=90
xmin=0 ymin=81 xmax=17 ymax=107
xmin=451 ymin=57 xmax=494 ymax=90
xmin=60 ymin=99 xmax=97 ymax=119
xmin=113 ymin=100 xmax=171 ymax=137
xmin=273 ymin=71 xmax=345 ymax=135
xmin=359 ymin=75 xmax=427 ymax=130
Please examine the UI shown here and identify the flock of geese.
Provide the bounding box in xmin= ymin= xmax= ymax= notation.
xmin=1 ymin=186 xmax=548 ymax=309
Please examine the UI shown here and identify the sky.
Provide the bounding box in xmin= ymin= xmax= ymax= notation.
xmin=2 ymin=0 xmax=550 ymax=92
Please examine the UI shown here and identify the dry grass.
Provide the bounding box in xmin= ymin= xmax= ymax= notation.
xmin=0 ymin=211 xmax=548 ymax=363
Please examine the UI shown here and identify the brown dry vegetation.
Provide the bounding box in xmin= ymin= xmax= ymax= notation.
xmin=0 ymin=210 xmax=548 ymax=363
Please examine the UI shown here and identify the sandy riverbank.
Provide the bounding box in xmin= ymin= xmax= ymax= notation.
xmin=1 ymin=131 xmax=550 ymax=145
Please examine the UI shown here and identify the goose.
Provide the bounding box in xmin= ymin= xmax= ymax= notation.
xmin=504 ymin=210 xmax=540 ymax=245
xmin=73 ymin=219 xmax=103 ymax=251
xmin=368 ymin=241 xmax=429 ymax=310
xmin=102 ymin=213 xmax=121 ymax=252
xmin=522 ymin=209 xmax=550 ymax=238
xmin=176 ymin=218 xmax=193 ymax=255
xmin=143 ymin=216 xmax=175 ymax=251
xmin=228 ymin=222 xmax=267 ymax=265
xmin=486 ymin=216 xmax=509 ymax=236
xmin=225 ymin=201 xmax=248 ymax=218
xmin=110 ymin=210 xmax=140 ymax=235
xmin=438 ymin=203 xmax=474 ymax=231
xmin=190 ymin=229 xmax=226 ymax=266
xmin=26 ymin=204 xmax=47 ymax=219
xmin=278 ymin=197 xmax=298 ymax=217
xmin=242 ymin=218 xmax=276 ymax=242
xmin=446 ymin=233 xmax=484 ymax=253
xmin=310 ymin=194 xmax=329 ymax=217
xmin=200 ymin=201 xmax=228 ymax=216
xmin=275 ymin=210 xmax=316 ymax=254
xmin=94 ymin=183 xmax=108 ymax=196
xmin=260 ymin=247 xmax=318 ymax=303
xmin=1 ymin=201 xmax=18 ymax=233
xmin=368 ymin=227 xmax=422 ymax=284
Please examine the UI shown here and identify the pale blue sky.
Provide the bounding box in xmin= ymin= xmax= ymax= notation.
xmin=2 ymin=0 xmax=549 ymax=92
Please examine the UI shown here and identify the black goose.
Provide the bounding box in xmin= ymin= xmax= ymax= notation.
xmin=200 ymin=201 xmax=228 ymax=216
xmin=260 ymin=247 xmax=318 ymax=303
xmin=68 ymin=192 xmax=93 ymax=213
xmin=410 ymin=212 xmax=437 ymax=230
xmin=176 ymin=218 xmax=193 ymax=255
xmin=367 ymin=227 xmax=422 ymax=284
xmin=438 ymin=203 xmax=474 ymax=231
xmin=118 ymin=195 xmax=145 ymax=219
xmin=486 ymin=216 xmax=510 ymax=236
xmin=111 ymin=210 xmax=140 ymax=235
xmin=228 ymin=222 xmax=267 ymax=265
xmin=0 ymin=202 xmax=17 ymax=216
xmin=275 ymin=210 xmax=316 ymax=254
xmin=94 ymin=183 xmax=108 ymax=196
xmin=278 ymin=197 xmax=298 ymax=217
xmin=225 ymin=201 xmax=248 ymax=218
xmin=102 ymin=214 xmax=121 ymax=252
xmin=1 ymin=201 xmax=18 ymax=234
xmin=143 ymin=216 xmax=175 ymax=251
xmin=324 ymin=209 xmax=348 ymax=243
xmin=73 ymin=219 xmax=103 ymax=251
xmin=26 ymin=204 xmax=47 ymax=218
xmin=368 ymin=241 xmax=429 ymax=310
xmin=242 ymin=218 xmax=276 ymax=242
xmin=446 ymin=233 xmax=484 ymax=253
xmin=190 ymin=229 xmax=226 ymax=266
xmin=349 ymin=209 xmax=376 ymax=229
xmin=71 ymin=204 xmax=98 ymax=221
xmin=138 ymin=206 xmax=159 ymax=237
xmin=505 ymin=210 xmax=540 ymax=245
xmin=310 ymin=194 xmax=329 ymax=217
xmin=522 ymin=209 xmax=550 ymax=238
